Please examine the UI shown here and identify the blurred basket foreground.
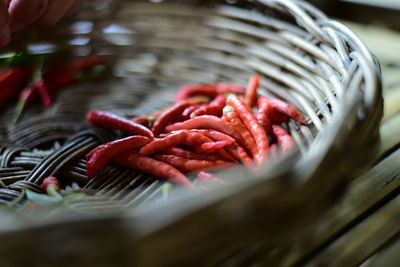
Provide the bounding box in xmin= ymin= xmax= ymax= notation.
xmin=0 ymin=0 xmax=383 ymax=266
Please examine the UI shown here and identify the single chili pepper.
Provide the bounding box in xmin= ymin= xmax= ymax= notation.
xmin=175 ymin=83 xmax=245 ymax=102
xmin=152 ymin=100 xmax=196 ymax=136
xmin=224 ymin=143 xmax=255 ymax=170
xmin=86 ymin=136 xmax=151 ymax=178
xmin=245 ymin=74 xmax=260 ymax=108
xmin=188 ymin=129 xmax=236 ymax=145
xmin=0 ymin=66 xmax=33 ymax=106
xmin=139 ymin=130 xmax=212 ymax=155
xmin=191 ymin=95 xmax=226 ymax=117
xmin=255 ymin=97 xmax=272 ymax=134
xmin=228 ymin=96 xmax=269 ymax=166
xmin=153 ymin=154 xmax=234 ymax=173
xmin=40 ymin=176 xmax=62 ymax=198
xmin=258 ymin=96 xmax=307 ymax=125
xmin=131 ymin=114 xmax=151 ymax=127
xmin=87 ymin=110 xmax=154 ymax=138
xmin=165 ymin=115 xmax=246 ymax=147
xmin=197 ymin=171 xmax=225 ymax=185
xmin=272 ymin=125 xmax=295 ymax=153
xmin=115 ymin=152 xmax=194 ymax=188
xmin=194 ymin=140 xmax=230 ymax=154
xmin=223 ymin=108 xmax=258 ymax=157
xmin=163 ymin=147 xmax=226 ymax=161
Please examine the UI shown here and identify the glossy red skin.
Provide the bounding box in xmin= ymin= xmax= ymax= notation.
xmin=87 ymin=110 xmax=154 ymax=138
xmin=174 ymin=83 xmax=244 ymax=102
xmin=86 ymin=136 xmax=151 ymax=178
xmin=228 ymin=96 xmax=269 ymax=167
xmin=272 ymin=125 xmax=295 ymax=153
xmin=116 ymin=152 xmax=194 ymax=188
xmin=41 ymin=176 xmax=60 ymax=193
xmin=244 ymin=74 xmax=260 ymax=108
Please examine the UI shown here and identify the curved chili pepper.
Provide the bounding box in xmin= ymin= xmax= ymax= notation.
xmin=272 ymin=125 xmax=295 ymax=153
xmin=258 ymin=96 xmax=307 ymax=125
xmin=175 ymin=83 xmax=244 ymax=102
xmin=245 ymin=74 xmax=260 ymax=108
xmin=223 ymin=109 xmax=258 ymax=157
xmin=152 ymin=100 xmax=196 ymax=136
xmin=41 ymin=176 xmax=61 ymax=194
xmin=116 ymin=152 xmax=194 ymax=188
xmin=191 ymin=95 xmax=226 ymax=117
xmin=197 ymin=171 xmax=224 ymax=185
xmin=163 ymin=147 xmax=226 ymax=161
xmin=165 ymin=115 xmax=246 ymax=147
xmin=87 ymin=110 xmax=154 ymax=138
xmin=224 ymin=143 xmax=255 ymax=170
xmin=255 ymin=97 xmax=272 ymax=134
xmin=194 ymin=140 xmax=230 ymax=154
xmin=139 ymin=130 xmax=211 ymax=155
xmin=153 ymin=154 xmax=234 ymax=173
xmin=0 ymin=66 xmax=33 ymax=106
xmin=86 ymin=136 xmax=151 ymax=178
xmin=182 ymin=105 xmax=200 ymax=119
xmin=228 ymin=96 xmax=269 ymax=166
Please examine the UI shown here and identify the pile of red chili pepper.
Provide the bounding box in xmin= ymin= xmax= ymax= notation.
xmin=0 ymin=52 xmax=105 ymax=121
xmin=86 ymin=74 xmax=307 ymax=188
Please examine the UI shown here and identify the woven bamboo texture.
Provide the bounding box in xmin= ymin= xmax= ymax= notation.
xmin=0 ymin=0 xmax=382 ymax=265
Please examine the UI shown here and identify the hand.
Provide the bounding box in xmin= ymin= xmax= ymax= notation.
xmin=0 ymin=0 xmax=85 ymax=47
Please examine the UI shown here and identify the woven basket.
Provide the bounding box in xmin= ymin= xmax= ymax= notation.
xmin=0 ymin=0 xmax=382 ymax=266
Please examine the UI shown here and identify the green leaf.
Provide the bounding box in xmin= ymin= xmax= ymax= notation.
xmin=26 ymin=190 xmax=62 ymax=206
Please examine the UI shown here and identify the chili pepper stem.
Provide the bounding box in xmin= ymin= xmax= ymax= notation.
xmin=46 ymin=184 xmax=63 ymax=199
xmin=12 ymin=99 xmax=27 ymax=124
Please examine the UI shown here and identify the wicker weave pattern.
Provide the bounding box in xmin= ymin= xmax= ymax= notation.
xmin=0 ymin=0 xmax=382 ymax=265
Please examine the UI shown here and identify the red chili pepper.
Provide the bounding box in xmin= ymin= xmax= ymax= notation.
xmin=224 ymin=143 xmax=255 ymax=170
xmin=272 ymin=125 xmax=295 ymax=153
xmin=197 ymin=171 xmax=225 ymax=184
xmin=191 ymin=95 xmax=226 ymax=117
xmin=0 ymin=66 xmax=33 ymax=106
xmin=182 ymin=105 xmax=200 ymax=119
xmin=87 ymin=110 xmax=154 ymax=138
xmin=152 ymin=100 xmax=196 ymax=136
xmin=194 ymin=140 xmax=230 ymax=154
xmin=188 ymin=129 xmax=236 ymax=145
xmin=258 ymin=96 xmax=307 ymax=125
xmin=223 ymin=109 xmax=258 ymax=157
xmin=245 ymin=74 xmax=260 ymax=108
xmin=228 ymin=96 xmax=269 ymax=166
xmin=115 ymin=152 xmax=194 ymax=188
xmin=153 ymin=154 xmax=234 ymax=173
xmin=40 ymin=176 xmax=61 ymax=196
xmin=255 ymin=97 xmax=272 ymax=134
xmin=86 ymin=136 xmax=152 ymax=178
xmin=140 ymin=130 xmax=211 ymax=155
xmin=165 ymin=115 xmax=247 ymax=147
xmin=175 ymin=83 xmax=244 ymax=102
xmin=163 ymin=147 xmax=226 ymax=161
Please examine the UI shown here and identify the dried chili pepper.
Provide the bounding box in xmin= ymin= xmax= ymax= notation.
xmin=163 ymin=147 xmax=226 ymax=161
xmin=86 ymin=136 xmax=151 ymax=178
xmin=258 ymin=96 xmax=307 ymax=125
xmin=165 ymin=115 xmax=246 ymax=147
xmin=245 ymin=74 xmax=260 ymax=108
xmin=175 ymin=83 xmax=244 ymax=102
xmin=228 ymin=96 xmax=269 ymax=166
xmin=191 ymin=95 xmax=226 ymax=117
xmin=139 ymin=130 xmax=211 ymax=155
xmin=153 ymin=154 xmax=233 ymax=173
xmin=223 ymin=107 xmax=257 ymax=157
xmin=152 ymin=100 xmax=196 ymax=136
xmin=255 ymin=97 xmax=272 ymax=134
xmin=272 ymin=125 xmax=295 ymax=153
xmin=224 ymin=143 xmax=255 ymax=170
xmin=87 ymin=110 xmax=154 ymax=138
xmin=194 ymin=140 xmax=230 ymax=154
xmin=115 ymin=152 xmax=194 ymax=188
